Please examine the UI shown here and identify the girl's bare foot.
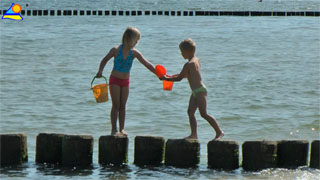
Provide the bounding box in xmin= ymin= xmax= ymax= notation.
xmin=184 ymin=135 xmax=198 ymax=140
xmin=111 ymin=130 xmax=118 ymax=136
xmin=213 ymin=131 xmax=224 ymax=141
xmin=119 ymin=130 xmax=128 ymax=136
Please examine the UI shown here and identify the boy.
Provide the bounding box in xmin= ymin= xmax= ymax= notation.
xmin=160 ymin=38 xmax=224 ymax=140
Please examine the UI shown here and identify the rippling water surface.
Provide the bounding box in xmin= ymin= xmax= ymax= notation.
xmin=1 ymin=0 xmax=320 ymax=179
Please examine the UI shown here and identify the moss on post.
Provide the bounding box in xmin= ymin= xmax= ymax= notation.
xmin=207 ymin=140 xmax=239 ymax=170
xmin=99 ymin=135 xmax=128 ymax=166
xmin=165 ymin=139 xmax=200 ymax=168
xmin=134 ymin=136 xmax=165 ymax=166
xmin=0 ymin=133 xmax=28 ymax=166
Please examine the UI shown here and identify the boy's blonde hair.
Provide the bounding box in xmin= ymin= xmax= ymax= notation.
xmin=122 ymin=27 xmax=141 ymax=48
xmin=179 ymin=38 xmax=196 ymax=53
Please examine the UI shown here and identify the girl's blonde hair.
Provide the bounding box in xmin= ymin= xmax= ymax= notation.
xmin=179 ymin=38 xmax=196 ymax=53
xmin=122 ymin=27 xmax=141 ymax=48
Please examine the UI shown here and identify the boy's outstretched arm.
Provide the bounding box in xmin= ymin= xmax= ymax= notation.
xmin=134 ymin=49 xmax=156 ymax=74
xmin=97 ymin=47 xmax=116 ymax=77
xmin=161 ymin=63 xmax=189 ymax=82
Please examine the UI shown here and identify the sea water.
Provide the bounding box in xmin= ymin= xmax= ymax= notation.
xmin=0 ymin=0 xmax=320 ymax=179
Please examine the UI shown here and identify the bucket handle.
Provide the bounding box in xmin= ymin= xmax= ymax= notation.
xmin=91 ymin=76 xmax=108 ymax=89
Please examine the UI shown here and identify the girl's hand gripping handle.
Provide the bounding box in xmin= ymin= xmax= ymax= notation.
xmin=96 ymin=72 xmax=103 ymax=78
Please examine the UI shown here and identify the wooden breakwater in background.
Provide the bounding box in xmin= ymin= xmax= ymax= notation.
xmin=0 ymin=133 xmax=319 ymax=170
xmin=1 ymin=9 xmax=320 ymax=17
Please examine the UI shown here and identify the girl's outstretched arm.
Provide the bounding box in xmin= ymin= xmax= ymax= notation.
xmin=133 ymin=49 xmax=156 ymax=74
xmin=96 ymin=47 xmax=116 ymax=77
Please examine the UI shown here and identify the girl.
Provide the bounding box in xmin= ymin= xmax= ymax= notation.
xmin=96 ymin=27 xmax=156 ymax=136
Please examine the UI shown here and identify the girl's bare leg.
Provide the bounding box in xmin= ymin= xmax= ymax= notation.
xmin=197 ymin=92 xmax=224 ymax=141
xmin=109 ymin=85 xmax=121 ymax=135
xmin=119 ymin=86 xmax=129 ymax=136
xmin=185 ymin=94 xmax=198 ymax=140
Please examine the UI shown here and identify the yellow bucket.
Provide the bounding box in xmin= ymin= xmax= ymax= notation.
xmin=91 ymin=76 xmax=108 ymax=103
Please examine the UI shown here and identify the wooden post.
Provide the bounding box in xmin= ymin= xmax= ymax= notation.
xmin=165 ymin=139 xmax=200 ymax=167
xmin=0 ymin=134 xmax=28 ymax=166
xmin=310 ymin=140 xmax=320 ymax=169
xmin=99 ymin=135 xmax=128 ymax=166
xmin=208 ymin=140 xmax=239 ymax=170
xmin=61 ymin=135 xmax=93 ymax=167
xmin=36 ymin=133 xmax=64 ymax=164
xmin=277 ymin=140 xmax=309 ymax=168
xmin=242 ymin=141 xmax=277 ymax=171
xmin=134 ymin=136 xmax=165 ymax=166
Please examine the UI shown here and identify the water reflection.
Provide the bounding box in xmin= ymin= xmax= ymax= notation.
xmin=0 ymin=163 xmax=29 ymax=178
xmin=36 ymin=163 xmax=94 ymax=177
xmin=99 ymin=165 xmax=132 ymax=179
xmin=1 ymin=162 xmax=320 ymax=179
xmin=133 ymin=165 xmax=202 ymax=179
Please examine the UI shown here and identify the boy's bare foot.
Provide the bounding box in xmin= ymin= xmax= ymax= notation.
xmin=184 ymin=135 xmax=198 ymax=140
xmin=119 ymin=130 xmax=128 ymax=136
xmin=213 ymin=131 xmax=224 ymax=141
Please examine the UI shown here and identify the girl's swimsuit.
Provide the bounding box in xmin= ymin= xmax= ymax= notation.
xmin=109 ymin=45 xmax=134 ymax=87
xmin=192 ymin=85 xmax=207 ymax=98
xmin=113 ymin=45 xmax=134 ymax=73
xmin=109 ymin=75 xmax=129 ymax=87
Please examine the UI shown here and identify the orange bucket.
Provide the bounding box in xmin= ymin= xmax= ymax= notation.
xmin=91 ymin=76 xmax=108 ymax=103
xmin=163 ymin=80 xmax=173 ymax=91
xmin=155 ymin=64 xmax=166 ymax=78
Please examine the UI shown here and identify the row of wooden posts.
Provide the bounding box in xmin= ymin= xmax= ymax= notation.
xmin=1 ymin=133 xmax=319 ymax=170
xmin=2 ymin=9 xmax=320 ymax=17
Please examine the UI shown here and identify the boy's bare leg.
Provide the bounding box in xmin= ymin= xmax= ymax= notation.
xmin=119 ymin=87 xmax=129 ymax=136
xmin=197 ymin=92 xmax=224 ymax=141
xmin=184 ymin=94 xmax=198 ymax=140
xmin=110 ymin=85 xmax=120 ymax=135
